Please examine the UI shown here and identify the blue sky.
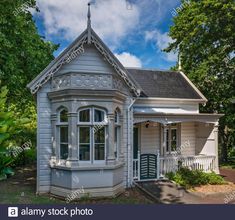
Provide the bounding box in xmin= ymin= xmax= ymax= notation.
xmin=33 ymin=0 xmax=181 ymax=70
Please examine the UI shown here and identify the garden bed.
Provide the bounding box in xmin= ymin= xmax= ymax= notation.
xmin=189 ymin=182 xmax=235 ymax=195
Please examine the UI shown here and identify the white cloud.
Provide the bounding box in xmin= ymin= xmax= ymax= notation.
xmin=145 ymin=30 xmax=178 ymax=62
xmin=36 ymin=0 xmax=140 ymax=46
xmin=115 ymin=52 xmax=142 ymax=68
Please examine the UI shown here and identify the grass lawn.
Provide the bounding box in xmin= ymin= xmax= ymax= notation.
xmin=0 ymin=165 xmax=153 ymax=204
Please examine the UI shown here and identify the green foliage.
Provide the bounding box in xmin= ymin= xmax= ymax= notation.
xmin=0 ymin=0 xmax=58 ymax=151
xmin=0 ymin=84 xmax=34 ymax=180
xmin=165 ymin=0 xmax=235 ymax=162
xmin=0 ymin=0 xmax=58 ymax=177
xmin=166 ymin=167 xmax=225 ymax=189
xmin=0 ymin=0 xmax=58 ymax=107
xmin=13 ymin=147 xmax=36 ymax=166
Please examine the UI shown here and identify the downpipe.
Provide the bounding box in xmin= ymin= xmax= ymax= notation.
xmin=127 ymin=98 xmax=137 ymax=187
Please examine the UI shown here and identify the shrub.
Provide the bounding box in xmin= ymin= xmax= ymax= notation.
xmin=13 ymin=147 xmax=36 ymax=166
xmin=166 ymin=167 xmax=225 ymax=189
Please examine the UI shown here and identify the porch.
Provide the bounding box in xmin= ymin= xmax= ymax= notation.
xmin=132 ymin=111 xmax=221 ymax=181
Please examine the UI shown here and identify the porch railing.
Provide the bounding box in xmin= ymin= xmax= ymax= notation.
xmin=159 ymin=155 xmax=216 ymax=176
xmin=133 ymin=154 xmax=216 ymax=180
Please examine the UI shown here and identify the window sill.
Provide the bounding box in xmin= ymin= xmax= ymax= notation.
xmin=50 ymin=159 xmax=124 ymax=171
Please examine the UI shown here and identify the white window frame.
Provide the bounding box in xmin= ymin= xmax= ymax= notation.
xmin=165 ymin=123 xmax=180 ymax=155
xmin=57 ymin=108 xmax=69 ymax=162
xmin=78 ymin=107 xmax=107 ymax=164
xmin=114 ymin=110 xmax=121 ymax=160
xmin=78 ymin=126 xmax=92 ymax=164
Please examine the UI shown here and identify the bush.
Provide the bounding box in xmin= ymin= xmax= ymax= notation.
xmin=166 ymin=167 xmax=225 ymax=189
xmin=13 ymin=147 xmax=36 ymax=166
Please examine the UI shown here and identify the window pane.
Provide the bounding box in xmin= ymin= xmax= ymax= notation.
xmin=166 ymin=129 xmax=169 ymax=152
xmin=115 ymin=126 xmax=120 ymax=159
xmin=79 ymin=109 xmax=90 ymax=122
xmin=171 ymin=141 xmax=177 ymax=151
xmin=95 ymin=144 xmax=105 ymax=160
xmin=115 ymin=111 xmax=118 ymax=123
xmin=60 ymin=144 xmax=68 ymax=159
xmin=171 ymin=129 xmax=177 ymax=141
xmin=60 ymin=127 xmax=68 ymax=143
xmin=79 ymin=127 xmax=90 ymax=143
xmin=60 ymin=109 xmax=68 ymax=122
xmin=94 ymin=127 xmax=105 ymax=143
xmin=171 ymin=129 xmax=177 ymax=151
xmin=114 ymin=127 xmax=118 ymax=142
xmin=79 ymin=144 xmax=90 ymax=161
xmin=94 ymin=109 xmax=104 ymax=122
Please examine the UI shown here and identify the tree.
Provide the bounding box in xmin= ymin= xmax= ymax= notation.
xmin=0 ymin=0 xmax=58 ymax=147
xmin=0 ymin=84 xmax=30 ymax=179
xmin=0 ymin=0 xmax=58 ymax=108
xmin=165 ymin=0 xmax=235 ymax=162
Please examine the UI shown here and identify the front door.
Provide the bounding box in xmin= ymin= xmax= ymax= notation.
xmin=133 ymin=127 xmax=139 ymax=159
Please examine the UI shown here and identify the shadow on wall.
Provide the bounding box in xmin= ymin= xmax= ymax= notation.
xmin=195 ymin=122 xmax=215 ymax=155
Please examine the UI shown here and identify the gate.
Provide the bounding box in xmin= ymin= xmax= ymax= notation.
xmin=140 ymin=154 xmax=158 ymax=180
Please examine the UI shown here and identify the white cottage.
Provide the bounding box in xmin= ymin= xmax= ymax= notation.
xmin=28 ymin=5 xmax=222 ymax=198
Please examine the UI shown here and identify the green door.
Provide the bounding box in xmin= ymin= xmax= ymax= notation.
xmin=140 ymin=154 xmax=157 ymax=180
xmin=133 ymin=127 xmax=138 ymax=159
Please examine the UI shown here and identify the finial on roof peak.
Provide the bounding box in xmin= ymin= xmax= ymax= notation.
xmin=87 ymin=3 xmax=91 ymax=28
xmin=178 ymin=53 xmax=182 ymax=71
xmin=87 ymin=2 xmax=92 ymax=44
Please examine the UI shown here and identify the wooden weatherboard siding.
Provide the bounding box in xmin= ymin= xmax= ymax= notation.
xmin=57 ymin=45 xmax=114 ymax=75
xmin=181 ymin=122 xmax=196 ymax=156
xmin=140 ymin=122 xmax=160 ymax=154
xmin=37 ymin=82 xmax=52 ymax=193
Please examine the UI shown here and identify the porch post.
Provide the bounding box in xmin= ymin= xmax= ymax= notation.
xmin=138 ymin=150 xmax=140 ymax=181
xmin=156 ymin=149 xmax=160 ymax=179
xmin=163 ymin=124 xmax=167 ymax=156
xmin=214 ymin=122 xmax=219 ymax=173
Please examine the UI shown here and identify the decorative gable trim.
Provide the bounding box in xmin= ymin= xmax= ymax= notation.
xmin=28 ymin=30 xmax=140 ymax=97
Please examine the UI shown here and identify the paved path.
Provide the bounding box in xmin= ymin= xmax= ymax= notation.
xmin=136 ymin=180 xmax=235 ymax=204
xmin=220 ymin=168 xmax=235 ymax=183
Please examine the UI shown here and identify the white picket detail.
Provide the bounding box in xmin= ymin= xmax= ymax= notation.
xmin=159 ymin=155 xmax=216 ymax=176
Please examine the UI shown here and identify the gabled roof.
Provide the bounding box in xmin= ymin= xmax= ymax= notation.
xmin=28 ymin=4 xmax=206 ymax=102
xmin=127 ymin=68 xmax=207 ymax=101
xmin=27 ymin=28 xmax=141 ymax=96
